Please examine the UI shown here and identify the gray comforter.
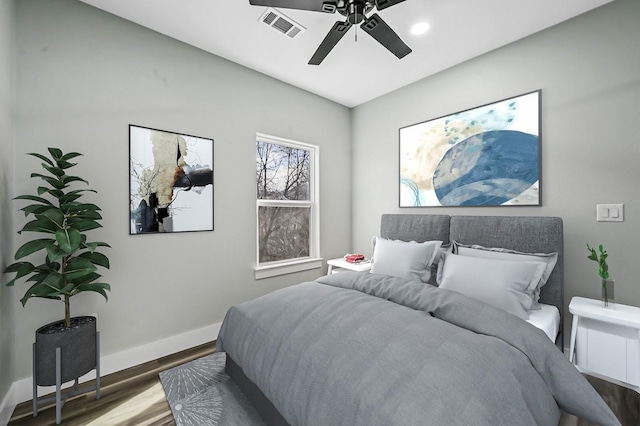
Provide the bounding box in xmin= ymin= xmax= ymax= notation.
xmin=218 ymin=272 xmax=620 ymax=426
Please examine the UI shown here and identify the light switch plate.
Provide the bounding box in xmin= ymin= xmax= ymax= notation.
xmin=596 ymin=204 xmax=624 ymax=222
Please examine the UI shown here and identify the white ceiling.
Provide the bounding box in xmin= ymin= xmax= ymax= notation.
xmin=79 ymin=0 xmax=614 ymax=108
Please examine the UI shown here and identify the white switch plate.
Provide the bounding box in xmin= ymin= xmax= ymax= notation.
xmin=596 ymin=204 xmax=624 ymax=222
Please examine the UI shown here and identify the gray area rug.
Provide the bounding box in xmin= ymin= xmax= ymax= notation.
xmin=159 ymin=352 xmax=265 ymax=426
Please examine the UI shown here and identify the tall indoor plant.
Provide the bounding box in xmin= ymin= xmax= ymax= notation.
xmin=4 ymin=148 xmax=110 ymax=405
xmin=586 ymin=243 xmax=613 ymax=307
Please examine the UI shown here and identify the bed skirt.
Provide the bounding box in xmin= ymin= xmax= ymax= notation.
xmin=225 ymin=354 xmax=291 ymax=426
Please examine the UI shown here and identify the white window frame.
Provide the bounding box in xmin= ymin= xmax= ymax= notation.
xmin=254 ymin=133 xmax=321 ymax=279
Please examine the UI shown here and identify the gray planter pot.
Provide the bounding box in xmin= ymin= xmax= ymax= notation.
xmin=34 ymin=316 xmax=97 ymax=386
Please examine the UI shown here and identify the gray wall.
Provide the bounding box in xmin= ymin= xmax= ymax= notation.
xmin=0 ymin=0 xmax=16 ymax=410
xmin=10 ymin=0 xmax=351 ymax=380
xmin=351 ymin=0 xmax=640 ymax=344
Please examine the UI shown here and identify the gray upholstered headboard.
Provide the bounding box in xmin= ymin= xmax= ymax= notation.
xmin=380 ymin=214 xmax=564 ymax=351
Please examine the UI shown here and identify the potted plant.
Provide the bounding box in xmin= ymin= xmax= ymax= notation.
xmin=586 ymin=243 xmax=614 ymax=307
xmin=4 ymin=148 xmax=110 ymax=400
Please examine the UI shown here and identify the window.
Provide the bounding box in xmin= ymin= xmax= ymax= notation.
xmin=255 ymin=133 xmax=321 ymax=279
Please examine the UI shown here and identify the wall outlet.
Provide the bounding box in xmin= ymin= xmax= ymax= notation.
xmin=596 ymin=204 xmax=624 ymax=222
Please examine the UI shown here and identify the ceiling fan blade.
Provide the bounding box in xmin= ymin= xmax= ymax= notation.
xmin=374 ymin=0 xmax=406 ymax=11
xmin=308 ymin=20 xmax=352 ymax=65
xmin=249 ymin=0 xmax=337 ymax=13
xmin=361 ymin=13 xmax=412 ymax=59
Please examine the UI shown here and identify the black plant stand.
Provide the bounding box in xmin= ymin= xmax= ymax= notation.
xmin=32 ymin=332 xmax=101 ymax=425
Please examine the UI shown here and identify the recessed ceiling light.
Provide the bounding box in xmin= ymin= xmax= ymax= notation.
xmin=410 ymin=22 xmax=430 ymax=36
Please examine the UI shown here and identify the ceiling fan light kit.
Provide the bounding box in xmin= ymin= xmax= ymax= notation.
xmin=249 ymin=0 xmax=411 ymax=65
xmin=410 ymin=21 xmax=430 ymax=36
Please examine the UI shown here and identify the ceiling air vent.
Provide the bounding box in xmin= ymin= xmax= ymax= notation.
xmin=259 ymin=8 xmax=306 ymax=39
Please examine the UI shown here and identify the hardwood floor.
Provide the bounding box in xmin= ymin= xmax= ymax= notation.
xmin=559 ymin=375 xmax=639 ymax=426
xmin=9 ymin=342 xmax=216 ymax=426
xmin=9 ymin=340 xmax=637 ymax=425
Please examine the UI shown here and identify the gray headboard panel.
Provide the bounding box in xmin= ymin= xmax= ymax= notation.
xmin=380 ymin=214 xmax=564 ymax=351
xmin=381 ymin=214 xmax=451 ymax=244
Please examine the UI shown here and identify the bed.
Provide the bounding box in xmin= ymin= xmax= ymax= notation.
xmin=218 ymin=214 xmax=620 ymax=425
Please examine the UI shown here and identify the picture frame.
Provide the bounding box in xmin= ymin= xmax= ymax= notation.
xmin=129 ymin=124 xmax=214 ymax=234
xmin=399 ymin=90 xmax=541 ymax=207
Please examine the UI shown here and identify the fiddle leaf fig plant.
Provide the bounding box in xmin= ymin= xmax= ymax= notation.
xmin=4 ymin=148 xmax=111 ymax=328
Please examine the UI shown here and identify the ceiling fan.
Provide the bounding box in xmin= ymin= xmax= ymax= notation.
xmin=249 ymin=0 xmax=412 ymax=65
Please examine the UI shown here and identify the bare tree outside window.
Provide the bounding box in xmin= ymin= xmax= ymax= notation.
xmin=257 ymin=139 xmax=314 ymax=264
xmin=256 ymin=141 xmax=310 ymax=201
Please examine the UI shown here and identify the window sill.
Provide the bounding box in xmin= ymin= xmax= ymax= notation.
xmin=255 ymin=257 xmax=324 ymax=280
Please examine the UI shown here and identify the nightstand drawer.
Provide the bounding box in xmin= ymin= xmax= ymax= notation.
xmin=583 ymin=327 xmax=628 ymax=383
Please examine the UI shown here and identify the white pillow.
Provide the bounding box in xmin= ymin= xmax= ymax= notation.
xmin=371 ymin=237 xmax=442 ymax=283
xmin=439 ymin=254 xmax=548 ymax=320
xmin=453 ymin=241 xmax=558 ymax=307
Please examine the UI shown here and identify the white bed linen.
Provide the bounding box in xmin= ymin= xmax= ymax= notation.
xmin=526 ymin=303 xmax=560 ymax=342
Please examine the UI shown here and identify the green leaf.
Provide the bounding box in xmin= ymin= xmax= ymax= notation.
xmin=21 ymin=218 xmax=59 ymax=234
xmin=42 ymin=271 xmax=64 ymax=290
xmin=37 ymin=186 xmax=64 ymax=198
xmin=20 ymin=204 xmax=53 ymax=217
xmin=21 ymin=295 xmax=54 ymax=306
xmin=78 ymin=251 xmax=110 ymax=269
xmin=64 ymin=257 xmax=97 ymax=280
xmin=28 ymin=152 xmax=54 ymax=166
xmin=3 ymin=262 xmax=36 ymax=286
xmin=30 ymin=172 xmax=65 ymax=188
xmin=19 ymin=274 xmax=64 ymax=306
xmin=60 ymin=283 xmax=76 ymax=294
xmin=58 ymin=192 xmax=83 ymax=204
xmin=40 ymin=209 xmax=65 ymax=229
xmin=77 ymin=210 xmax=103 ymax=220
xmin=74 ymin=283 xmax=110 ymax=301
xmin=44 ymin=256 xmax=61 ymax=271
xmin=56 ymin=160 xmax=77 ymax=170
xmin=67 ymin=218 xmax=102 ymax=232
xmin=46 ymin=244 xmax=67 ymax=263
xmin=83 ymin=241 xmax=111 ymax=252
xmin=59 ymin=152 xmax=82 ymax=162
xmin=43 ymin=164 xmax=65 ymax=177
xmin=61 ymin=175 xmax=88 ymax=185
xmin=14 ymin=238 xmax=55 ymax=260
xmin=63 ymin=203 xmax=102 ymax=220
xmin=14 ymin=194 xmax=54 ymax=206
xmin=48 ymin=147 xmax=63 ymax=160
xmin=74 ymin=272 xmax=101 ymax=286
xmin=56 ymin=227 xmax=82 ymax=254
xmin=64 ymin=203 xmax=101 ymax=213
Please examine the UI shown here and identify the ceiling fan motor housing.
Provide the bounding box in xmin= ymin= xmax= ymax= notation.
xmin=338 ymin=0 xmax=375 ymax=25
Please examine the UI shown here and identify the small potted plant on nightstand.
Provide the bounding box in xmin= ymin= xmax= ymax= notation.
xmin=4 ymin=148 xmax=111 ymax=423
xmin=586 ymin=243 xmax=614 ymax=307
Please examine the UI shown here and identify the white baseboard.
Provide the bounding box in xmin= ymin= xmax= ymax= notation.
xmin=0 ymin=321 xmax=221 ymax=425
xmin=0 ymin=382 xmax=17 ymax=426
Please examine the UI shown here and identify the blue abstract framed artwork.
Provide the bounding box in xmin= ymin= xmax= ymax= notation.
xmin=399 ymin=90 xmax=541 ymax=207
xmin=129 ymin=125 xmax=214 ymax=234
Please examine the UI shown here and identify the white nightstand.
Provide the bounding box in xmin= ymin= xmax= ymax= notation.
xmin=326 ymin=258 xmax=371 ymax=274
xmin=568 ymin=296 xmax=640 ymax=390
